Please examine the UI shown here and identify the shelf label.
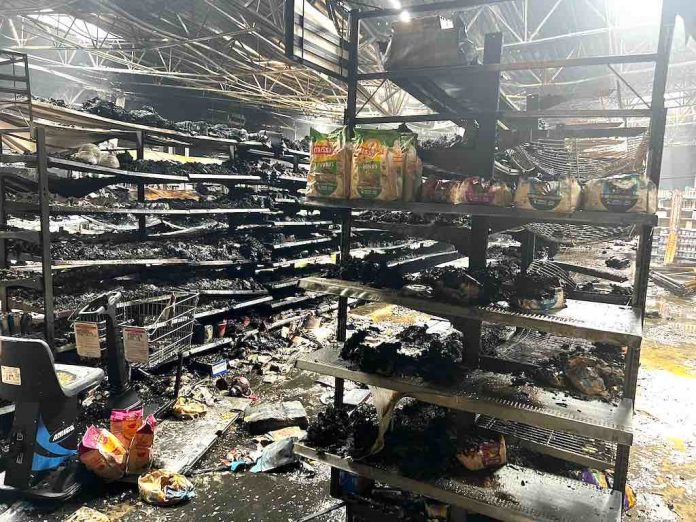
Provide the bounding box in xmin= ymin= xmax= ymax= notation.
xmin=74 ymin=321 xmax=101 ymax=359
xmin=123 ymin=326 xmax=149 ymax=364
xmin=0 ymin=365 xmax=20 ymax=386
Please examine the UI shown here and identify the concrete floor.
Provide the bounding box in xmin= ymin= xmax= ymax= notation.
xmin=17 ymin=255 xmax=696 ymax=521
xmin=628 ymin=287 xmax=696 ymax=521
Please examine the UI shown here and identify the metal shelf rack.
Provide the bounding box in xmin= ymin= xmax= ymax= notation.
xmin=285 ymin=0 xmax=679 ymax=520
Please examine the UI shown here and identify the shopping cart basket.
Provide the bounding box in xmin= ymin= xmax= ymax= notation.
xmin=70 ymin=290 xmax=199 ymax=369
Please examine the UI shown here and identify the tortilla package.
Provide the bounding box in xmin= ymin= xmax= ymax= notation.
xmin=515 ymin=176 xmax=581 ymax=212
xmin=306 ymin=127 xmax=349 ymax=199
xmin=583 ymin=173 xmax=657 ymax=213
xmin=457 ymin=177 xmax=513 ymax=207
xmin=78 ymin=426 xmax=127 ymax=480
xmin=350 ymin=129 xmax=402 ymax=201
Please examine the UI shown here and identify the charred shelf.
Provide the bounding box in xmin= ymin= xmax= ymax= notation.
xmin=295 ymin=346 xmax=632 ymax=444
xmin=194 ymin=295 xmax=274 ymax=320
xmin=299 ymin=278 xmax=643 ymax=347
xmin=5 ymin=203 xmax=271 ymax=216
xmin=304 ymin=198 xmax=657 ymax=227
xmin=475 ymin=415 xmax=616 ymax=471
xmin=184 ymin=338 xmax=234 ymax=357
xmin=293 ymin=444 xmax=622 ymax=522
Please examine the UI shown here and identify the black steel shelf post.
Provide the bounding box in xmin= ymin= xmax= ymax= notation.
xmin=330 ymin=8 xmax=359 ymax=501
xmin=0 ymin=175 xmax=8 ymax=314
xmin=616 ymin=0 xmax=678 ymax=499
xmin=36 ymin=127 xmax=55 ymax=348
xmin=136 ymin=131 xmax=146 ymax=239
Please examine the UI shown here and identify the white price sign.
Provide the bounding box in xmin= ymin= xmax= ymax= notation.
xmin=74 ymin=322 xmax=101 ymax=358
xmin=123 ymin=326 xmax=149 ymax=364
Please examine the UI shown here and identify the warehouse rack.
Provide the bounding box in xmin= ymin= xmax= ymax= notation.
xmin=287 ymin=0 xmax=679 ymax=520
xmin=0 ymin=66 xmax=455 ymax=364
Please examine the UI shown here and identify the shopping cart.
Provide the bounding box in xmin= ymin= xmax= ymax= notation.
xmin=70 ymin=290 xmax=200 ymax=369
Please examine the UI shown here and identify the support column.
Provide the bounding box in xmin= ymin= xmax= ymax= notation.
xmin=136 ymin=131 xmax=146 ymax=239
xmin=36 ymin=127 xmax=55 ymax=348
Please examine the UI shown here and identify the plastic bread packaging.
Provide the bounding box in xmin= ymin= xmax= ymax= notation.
xmin=138 ymin=469 xmax=195 ymax=506
xmin=306 ymin=127 xmax=350 ymax=199
xmin=457 ymin=177 xmax=514 ymax=207
xmin=400 ymin=132 xmax=422 ymax=202
xmin=350 ymin=128 xmax=402 ymax=201
xmin=514 ymin=175 xmax=582 ymax=212
xmin=583 ymin=172 xmax=657 ymax=213
xmin=421 ymin=176 xmax=463 ymax=203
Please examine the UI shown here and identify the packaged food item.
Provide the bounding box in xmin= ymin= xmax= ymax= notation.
xmin=421 ymin=176 xmax=463 ymax=203
xmin=173 ymin=397 xmax=207 ymax=419
xmin=126 ymin=415 xmax=157 ymax=474
xmin=98 ymin=151 xmax=120 ymax=168
xmin=515 ymin=176 xmax=581 ymax=212
xmin=583 ymin=173 xmax=657 ymax=213
xmin=350 ymin=129 xmax=402 ymax=201
xmin=580 ymin=469 xmax=637 ymax=511
xmin=306 ymin=127 xmax=349 ymax=199
xmin=458 ymin=177 xmax=514 ymax=207
xmin=78 ymin=426 xmax=127 ymax=480
xmin=513 ymin=272 xmax=566 ymax=311
xmin=138 ymin=469 xmax=195 ymax=506
xmin=400 ymin=132 xmax=422 ymax=202
xmin=73 ymin=143 xmax=101 ymax=165
xmin=110 ymin=407 xmax=144 ymax=448
xmin=456 ymin=435 xmax=507 ymax=471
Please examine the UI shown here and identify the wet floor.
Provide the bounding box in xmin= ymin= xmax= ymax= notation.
xmin=20 ymin=249 xmax=696 ymax=521
xmin=628 ymin=287 xmax=696 ymax=521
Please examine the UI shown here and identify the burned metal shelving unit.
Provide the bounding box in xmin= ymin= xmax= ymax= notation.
xmin=286 ymin=0 xmax=678 ymax=520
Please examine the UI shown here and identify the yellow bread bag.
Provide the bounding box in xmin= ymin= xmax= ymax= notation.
xmin=400 ymin=132 xmax=422 ymax=202
xmin=583 ymin=173 xmax=656 ymax=213
xmin=515 ymin=176 xmax=581 ymax=212
xmin=457 ymin=177 xmax=513 ymax=207
xmin=306 ymin=127 xmax=349 ymax=199
xmin=350 ymin=129 xmax=402 ymax=201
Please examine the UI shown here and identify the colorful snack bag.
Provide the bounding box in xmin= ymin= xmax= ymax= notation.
xmin=78 ymin=426 xmax=127 ymax=480
xmin=127 ymin=415 xmax=157 ymax=474
xmin=110 ymin=408 xmax=144 ymax=448
xmin=306 ymin=127 xmax=349 ymax=199
xmin=456 ymin=435 xmax=507 ymax=471
xmin=350 ymin=129 xmax=401 ymax=201
xmin=400 ymin=132 xmax=422 ymax=202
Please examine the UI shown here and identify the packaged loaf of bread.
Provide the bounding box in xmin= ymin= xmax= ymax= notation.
xmin=514 ymin=176 xmax=581 ymax=212
xmin=456 ymin=177 xmax=513 ymax=206
xmin=400 ymin=132 xmax=422 ymax=202
xmin=583 ymin=173 xmax=657 ymax=213
xmin=351 ymin=129 xmax=402 ymax=201
xmin=306 ymin=127 xmax=349 ymax=199
xmin=421 ymin=176 xmax=463 ymax=203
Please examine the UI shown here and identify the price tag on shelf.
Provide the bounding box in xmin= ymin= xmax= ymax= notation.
xmin=74 ymin=322 xmax=101 ymax=359
xmin=123 ymin=326 xmax=149 ymax=364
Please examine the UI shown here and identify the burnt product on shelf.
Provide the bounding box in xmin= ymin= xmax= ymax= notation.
xmin=329 ymin=251 xmax=405 ymax=289
xmin=306 ymin=403 xmax=378 ymax=458
xmin=512 ymin=270 xmax=564 ymax=302
xmin=414 ymin=266 xmax=482 ymax=305
xmin=380 ymin=402 xmax=457 ymax=480
xmin=605 ymin=256 xmax=631 ymax=270
xmin=341 ymin=327 xmax=465 ymax=383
